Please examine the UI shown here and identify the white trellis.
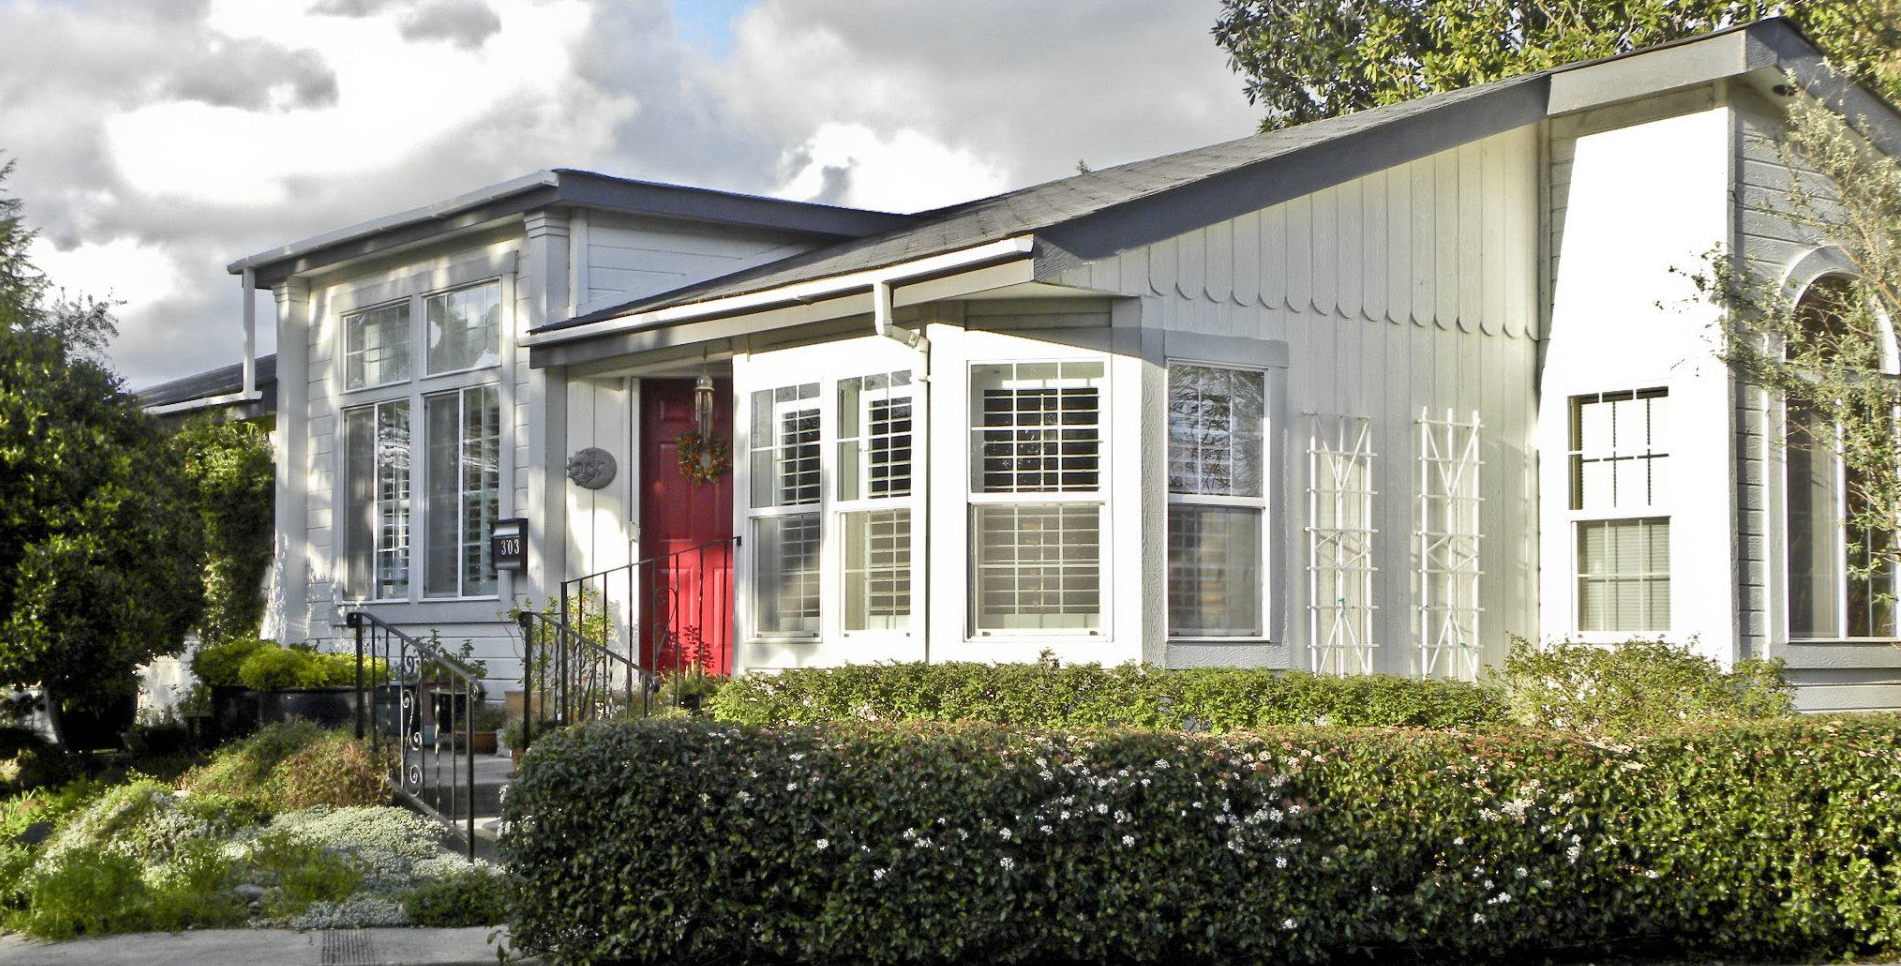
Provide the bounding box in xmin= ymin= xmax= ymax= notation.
xmin=1307 ymin=415 xmax=1377 ymax=676
xmin=1415 ymin=409 xmax=1483 ymax=681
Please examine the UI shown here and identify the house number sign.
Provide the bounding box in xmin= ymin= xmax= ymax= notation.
xmin=491 ymin=518 xmax=528 ymax=573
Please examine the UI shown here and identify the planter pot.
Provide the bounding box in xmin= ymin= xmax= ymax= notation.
xmin=53 ymin=693 xmax=136 ymax=751
xmin=455 ymin=730 xmax=499 ymax=755
xmin=258 ymin=688 xmax=362 ymax=728
xmin=210 ymin=686 xmax=261 ymax=741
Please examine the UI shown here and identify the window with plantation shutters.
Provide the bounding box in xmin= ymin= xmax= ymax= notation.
xmin=749 ymin=382 xmax=822 ymax=637
xmin=838 ymin=371 xmax=915 ymax=634
xmin=1569 ymin=389 xmax=1670 ymax=633
xmin=969 ymin=361 xmax=1106 ymax=634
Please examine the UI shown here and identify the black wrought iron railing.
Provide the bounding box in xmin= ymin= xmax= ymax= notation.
xmin=514 ymin=610 xmax=648 ymax=745
xmin=559 ymin=535 xmax=738 ymax=681
xmin=346 ymin=611 xmax=481 ymax=859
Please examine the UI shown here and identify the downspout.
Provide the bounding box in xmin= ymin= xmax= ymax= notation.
xmin=870 ymin=278 xmax=931 ymax=662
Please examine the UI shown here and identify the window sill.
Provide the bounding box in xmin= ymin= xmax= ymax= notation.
xmin=1167 ymin=636 xmax=1278 ymax=646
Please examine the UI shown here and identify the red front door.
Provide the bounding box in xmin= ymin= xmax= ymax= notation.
xmin=638 ymin=378 xmax=736 ymax=674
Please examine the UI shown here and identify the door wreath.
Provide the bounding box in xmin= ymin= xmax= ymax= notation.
xmin=676 ymin=431 xmax=731 ymax=485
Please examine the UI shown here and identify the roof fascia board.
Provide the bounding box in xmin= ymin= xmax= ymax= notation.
xmin=555 ymin=172 xmax=911 ymax=238
xmin=1759 ymin=25 xmax=1901 ymax=157
xmin=525 ymin=235 xmax=1034 ymax=346
xmin=528 ymin=258 xmax=1038 ymax=369
xmin=1036 ymin=77 xmax=1550 ymax=268
xmin=1547 ymin=28 xmax=1765 ymax=114
xmin=239 ymin=192 xmax=557 ymax=288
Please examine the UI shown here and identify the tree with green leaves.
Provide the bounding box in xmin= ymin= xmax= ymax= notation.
xmin=1213 ymin=0 xmax=1901 ymax=128
xmin=175 ymin=417 xmax=274 ymax=646
xmin=0 ymin=161 xmax=207 ymax=745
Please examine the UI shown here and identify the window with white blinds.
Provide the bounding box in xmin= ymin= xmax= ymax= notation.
xmin=839 ymin=370 xmax=915 ymax=634
xmin=969 ymin=361 xmax=1106 ymax=634
xmin=1569 ymin=388 xmax=1670 ymax=633
xmin=749 ymin=382 xmax=823 ymax=637
xmin=1166 ymin=364 xmax=1266 ymax=637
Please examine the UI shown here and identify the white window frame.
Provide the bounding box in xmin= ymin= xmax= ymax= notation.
xmin=1165 ymin=359 xmax=1270 ymax=641
xmin=745 ymin=381 xmax=824 ymax=642
xmin=334 ymin=269 xmax=512 ymax=606
xmin=1781 ymin=275 xmax=1901 ymax=641
xmin=1566 ymin=387 xmax=1670 ymax=638
xmin=421 ymin=384 xmax=502 ymax=600
xmin=966 ymin=358 xmax=1110 ymax=638
xmin=343 ymin=398 xmax=413 ymax=603
xmin=836 ymin=370 xmax=921 ymax=638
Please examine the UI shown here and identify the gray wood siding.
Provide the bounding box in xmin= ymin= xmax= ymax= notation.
xmin=1056 ymin=126 xmax=1542 ymax=676
xmin=583 ymin=215 xmax=815 ymax=310
xmin=1730 ymin=88 xmax=1901 ymax=712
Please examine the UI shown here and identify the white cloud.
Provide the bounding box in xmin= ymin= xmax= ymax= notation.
xmin=0 ymin=0 xmax=1259 ymax=387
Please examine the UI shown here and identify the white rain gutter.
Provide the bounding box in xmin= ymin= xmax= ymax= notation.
xmin=145 ymin=267 xmax=261 ymax=416
xmin=523 ymin=234 xmax=1036 ymax=346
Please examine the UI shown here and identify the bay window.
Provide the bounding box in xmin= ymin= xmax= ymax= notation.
xmin=1166 ymin=363 xmax=1266 ymax=637
xmin=969 ymin=361 xmax=1105 ymax=634
xmin=748 ymin=383 xmax=822 ymax=636
xmin=838 ymin=371 xmax=914 ymax=634
xmin=340 ymin=276 xmax=506 ymax=602
xmin=1569 ymin=388 xmax=1670 ymax=633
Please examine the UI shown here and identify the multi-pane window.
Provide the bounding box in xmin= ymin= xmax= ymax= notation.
xmin=1569 ymin=389 xmax=1670 ymax=632
xmin=969 ymin=361 xmax=1105 ymax=633
xmin=425 ymin=282 xmax=502 ymax=375
xmin=839 ymin=371 xmax=914 ymax=633
xmin=1785 ymin=278 xmax=1898 ymax=639
xmin=344 ymin=400 xmax=412 ymax=599
xmin=1166 ymin=364 xmax=1266 ymax=637
xmin=344 ymin=302 xmax=411 ymax=390
xmin=341 ymin=277 xmax=506 ymax=602
xmin=423 ymin=386 xmax=501 ymax=598
xmin=749 ymin=383 xmax=821 ymax=636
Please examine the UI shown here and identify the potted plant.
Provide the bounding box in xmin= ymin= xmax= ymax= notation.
xmin=190 ymin=638 xmax=268 ymax=740
xmin=456 ymin=702 xmax=506 ymax=755
xmin=502 ymin=717 xmax=559 ymax=771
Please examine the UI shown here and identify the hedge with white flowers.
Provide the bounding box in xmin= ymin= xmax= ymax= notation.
xmin=502 ymin=717 xmax=1901 ymax=965
xmin=708 ymin=660 xmax=1509 ymax=731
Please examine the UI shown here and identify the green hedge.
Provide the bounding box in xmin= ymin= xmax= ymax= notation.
xmin=709 ymin=661 xmax=1508 ymax=731
xmin=504 ymin=717 xmax=1901 ymax=965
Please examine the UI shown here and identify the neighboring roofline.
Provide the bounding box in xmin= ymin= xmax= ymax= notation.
xmin=529 ymin=16 xmax=1893 ymax=355
xmin=226 ymin=170 xmax=913 ymax=287
xmin=136 ymin=353 xmax=279 ymax=415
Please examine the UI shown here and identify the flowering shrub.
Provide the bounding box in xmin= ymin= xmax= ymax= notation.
xmin=1491 ymin=637 xmax=1795 ymax=733
xmin=505 ymin=717 xmax=1901 ymax=965
xmin=710 ymin=660 xmax=1507 ymax=731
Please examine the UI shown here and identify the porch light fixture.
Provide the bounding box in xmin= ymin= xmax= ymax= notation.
xmin=694 ymin=370 xmax=715 ymax=437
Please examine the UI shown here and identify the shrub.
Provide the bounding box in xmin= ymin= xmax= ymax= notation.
xmin=190 ymin=638 xmax=267 ymax=688
xmin=249 ymin=830 xmax=361 ymax=918
xmin=710 ymin=659 xmax=1509 ymax=731
xmin=505 ymin=717 xmax=1901 ymax=966
xmin=13 ymin=847 xmax=151 ymax=940
xmin=404 ymin=866 xmax=512 ymax=926
xmin=180 ymin=722 xmax=386 ymax=814
xmin=1491 ymin=637 xmax=1795 ymax=733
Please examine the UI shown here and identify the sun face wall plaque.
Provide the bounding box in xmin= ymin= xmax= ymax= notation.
xmin=565 ymin=447 xmax=616 ymax=489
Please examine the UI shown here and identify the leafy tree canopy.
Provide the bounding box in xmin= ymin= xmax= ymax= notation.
xmin=1214 ymin=0 xmax=1901 ymax=129
xmin=0 ymin=160 xmax=207 ymax=730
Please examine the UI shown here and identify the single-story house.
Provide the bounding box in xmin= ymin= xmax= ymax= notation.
xmin=202 ymin=18 xmax=1901 ymax=712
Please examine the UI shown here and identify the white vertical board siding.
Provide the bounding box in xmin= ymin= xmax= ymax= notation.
xmin=1539 ymin=99 xmax=1735 ymax=665
xmin=1730 ymin=88 xmax=1901 ymax=712
xmin=583 ymin=215 xmax=817 ymax=311
xmin=1056 ymin=125 xmax=1543 ymax=674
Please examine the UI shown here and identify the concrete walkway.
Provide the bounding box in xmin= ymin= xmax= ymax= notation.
xmin=0 ymin=926 xmax=539 ymax=965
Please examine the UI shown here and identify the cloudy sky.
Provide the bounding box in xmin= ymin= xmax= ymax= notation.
xmin=0 ymin=0 xmax=1261 ymax=389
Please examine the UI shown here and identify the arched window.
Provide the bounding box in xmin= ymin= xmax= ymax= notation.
xmin=1786 ymin=275 xmax=1898 ymax=639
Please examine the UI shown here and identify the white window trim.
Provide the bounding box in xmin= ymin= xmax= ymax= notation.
xmin=966 ymin=357 xmax=1111 ymax=639
xmin=421 ymin=385 xmax=503 ymax=601
xmin=1566 ymin=386 xmax=1671 ymax=640
xmin=745 ymin=382 xmax=824 ymax=642
xmin=333 ymin=264 xmax=514 ymax=606
xmin=1165 ymin=358 xmax=1270 ymax=642
xmin=835 ymin=371 xmax=922 ymax=640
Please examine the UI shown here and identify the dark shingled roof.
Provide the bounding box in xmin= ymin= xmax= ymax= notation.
xmin=137 ymin=353 xmax=277 ymax=410
xmin=540 ymin=72 xmax=1542 ymax=333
